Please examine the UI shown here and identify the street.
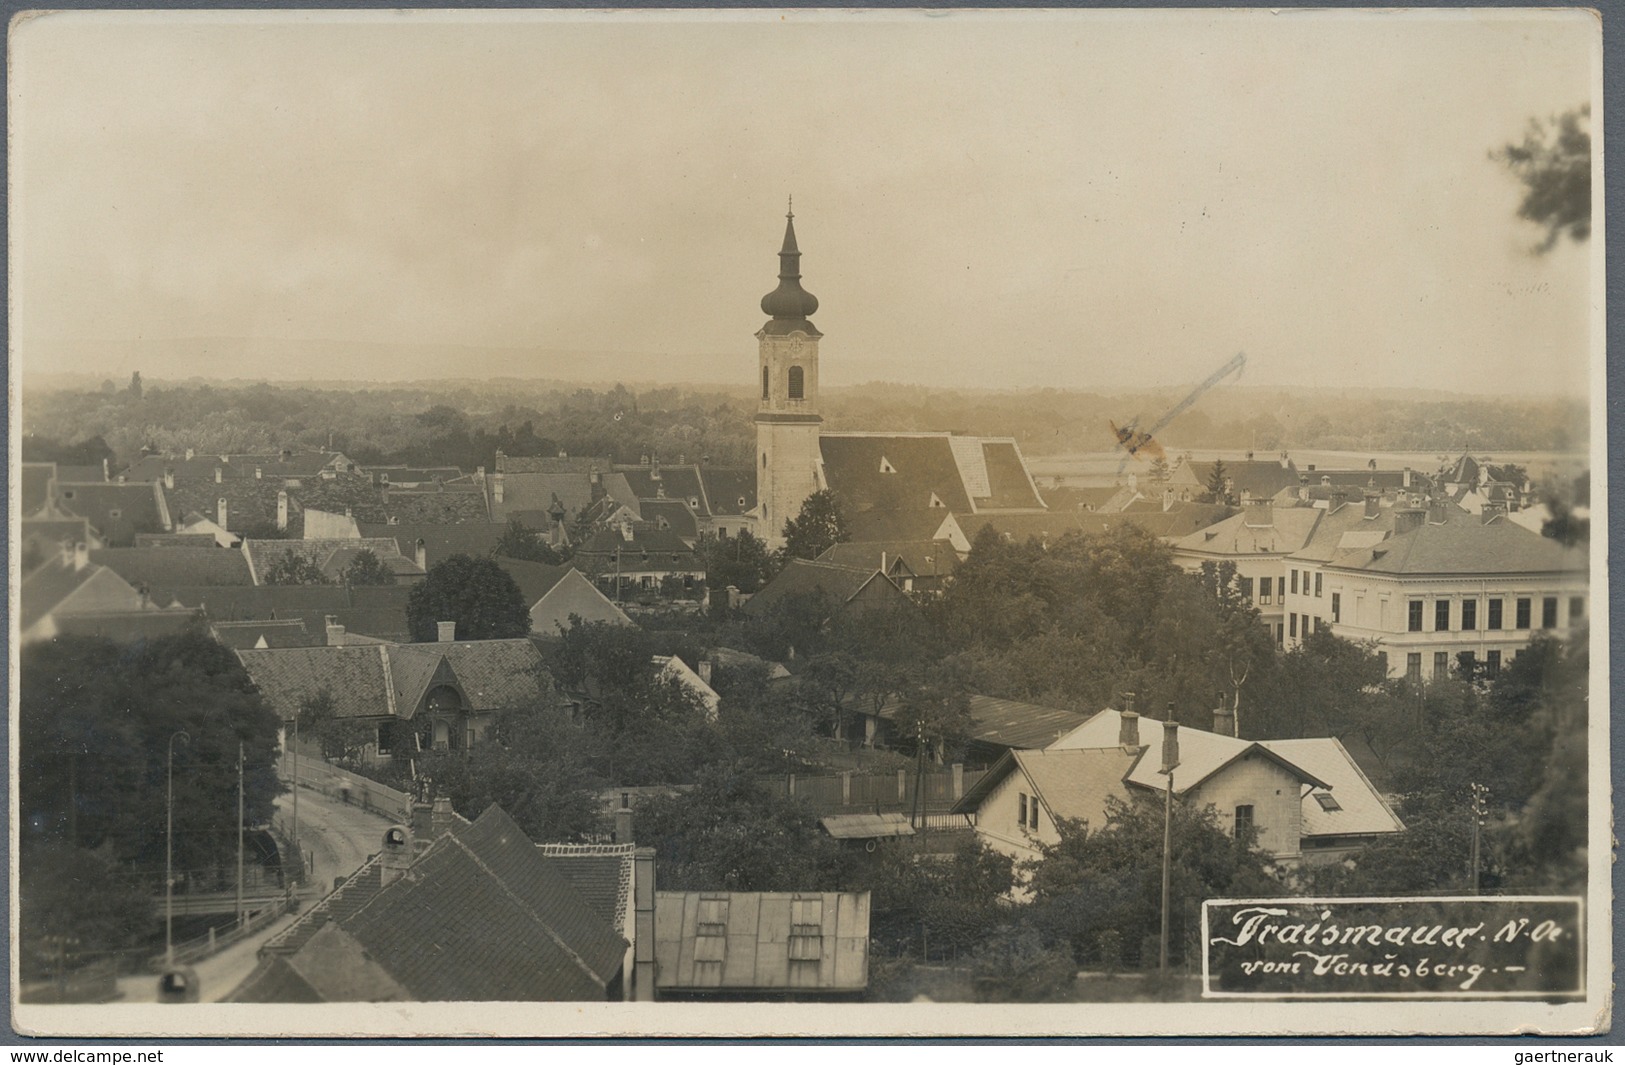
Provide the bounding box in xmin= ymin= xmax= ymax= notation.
xmin=115 ymin=780 xmax=396 ymax=1004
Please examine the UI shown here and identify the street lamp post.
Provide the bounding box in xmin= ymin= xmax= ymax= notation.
xmin=165 ymin=730 xmax=190 ymax=966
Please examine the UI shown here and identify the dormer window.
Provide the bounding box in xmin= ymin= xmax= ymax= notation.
xmin=1313 ymin=792 xmax=1342 ymax=812
xmin=879 ymin=457 xmax=897 ymax=475
xmin=928 ymin=492 xmax=945 ymax=508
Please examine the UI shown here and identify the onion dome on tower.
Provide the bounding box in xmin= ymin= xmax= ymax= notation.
xmin=760 ymin=198 xmax=822 ymax=336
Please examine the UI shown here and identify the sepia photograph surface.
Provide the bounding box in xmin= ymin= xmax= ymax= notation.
xmin=7 ymin=7 xmax=1607 ymax=1038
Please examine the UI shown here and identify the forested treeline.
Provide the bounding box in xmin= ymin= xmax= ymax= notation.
xmin=22 ymin=378 xmax=1586 ymax=473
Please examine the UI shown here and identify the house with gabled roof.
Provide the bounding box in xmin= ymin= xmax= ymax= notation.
xmin=571 ymin=522 xmax=704 ymax=598
xmin=739 ymin=559 xmax=911 ymax=623
xmin=494 ymin=557 xmax=635 ymax=635
xmin=815 ymin=538 xmax=959 ymax=594
xmin=858 ymin=692 xmax=1090 ymax=763
xmin=20 ymin=544 xmax=194 ymax=644
xmin=235 ymin=631 xmax=548 ymax=759
xmin=52 ymin=479 xmax=171 ymax=547
xmin=230 ymin=805 xmax=629 ymax=1002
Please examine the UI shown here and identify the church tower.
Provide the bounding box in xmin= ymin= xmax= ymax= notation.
xmin=754 ymin=200 xmax=824 ymax=548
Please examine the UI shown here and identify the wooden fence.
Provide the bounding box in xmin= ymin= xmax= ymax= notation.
xmin=280 ymin=743 xmax=410 ymax=822
xmin=759 ymin=766 xmax=986 ymax=814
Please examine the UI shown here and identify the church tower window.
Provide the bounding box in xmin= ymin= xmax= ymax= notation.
xmin=762 ymin=366 xmax=770 ymax=400
xmin=788 ymin=365 xmax=805 ymax=400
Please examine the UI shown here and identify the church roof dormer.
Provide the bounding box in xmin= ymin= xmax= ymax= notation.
xmin=760 ymin=200 xmax=822 ymax=334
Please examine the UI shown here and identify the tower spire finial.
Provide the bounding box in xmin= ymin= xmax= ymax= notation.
xmin=787 ymin=193 xmax=793 ymax=219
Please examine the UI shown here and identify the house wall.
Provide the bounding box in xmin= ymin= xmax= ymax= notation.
xmin=1280 ymin=566 xmax=1589 ymax=677
xmin=971 ymin=767 xmax=1061 ymax=869
xmin=1186 ymin=754 xmax=1303 ymax=859
xmin=1174 ymin=551 xmax=1292 ymax=640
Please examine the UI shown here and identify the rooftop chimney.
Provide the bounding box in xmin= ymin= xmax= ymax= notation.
xmin=1481 ymin=500 xmax=1507 ymax=525
xmin=325 ymin=616 xmax=345 ymax=646
xmin=431 ymin=796 xmax=457 ymax=837
xmin=1427 ymin=500 xmax=1450 ymax=526
xmin=277 ymin=490 xmax=289 ymax=532
xmin=1403 ymin=467 xmax=1413 ymax=488
xmin=1392 ymin=507 xmax=1425 ymax=536
xmin=185 ymin=448 xmax=195 ymax=462
xmin=73 ymin=541 xmax=89 ymax=571
xmin=214 ymin=466 xmax=223 ymax=484
xmin=492 ymin=472 xmax=504 ymax=504
xmin=415 ymin=538 xmax=428 ymax=571
xmin=163 ymin=468 xmax=175 ymax=490
xmin=217 ymin=497 xmax=228 ymax=529
xmin=614 ymin=806 xmax=634 ymax=845
xmin=379 ymin=825 xmax=413 ymax=886
xmin=1119 ymin=708 xmax=1141 ymax=748
xmin=411 ymin=801 xmax=434 ymax=841
xmin=1213 ymin=704 xmax=1235 ymax=737
xmin=255 ymin=466 xmax=263 ymax=480
xmin=1364 ymin=490 xmax=1380 ymax=520
xmin=697 ymin=659 xmax=713 ymax=686
xmin=1161 ymin=719 xmax=1181 ymax=774
xmin=1328 ymin=488 xmax=1349 ymax=513
xmin=437 ymin=620 xmax=456 ymax=643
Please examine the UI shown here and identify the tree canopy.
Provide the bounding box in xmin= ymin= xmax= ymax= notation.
xmin=340 ymin=548 xmax=396 ymax=587
xmin=1492 ymin=104 xmax=1590 ymax=253
xmin=405 ymin=553 xmax=532 ymax=642
xmin=781 ymin=489 xmax=849 ymax=561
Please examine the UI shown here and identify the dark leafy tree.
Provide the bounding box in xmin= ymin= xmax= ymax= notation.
xmin=128 ymin=371 xmax=143 ymax=399
xmin=19 ymin=627 xmax=284 ymax=874
xmin=781 ymin=489 xmax=849 ymax=561
xmin=406 ymin=553 xmax=532 ymax=642
xmin=19 ymin=844 xmax=156 ymax=980
xmin=20 ymin=433 xmax=116 ymax=469
xmin=1202 ymin=459 xmax=1233 ymax=505
xmin=495 ymin=517 xmax=565 ymax=565
xmin=634 ymin=764 xmax=847 ymax=891
xmin=967 ymin=926 xmax=1078 ymax=1002
xmin=262 ymin=548 xmax=330 ymax=585
xmin=415 ymin=703 xmax=604 ymax=843
xmin=698 ymin=529 xmax=778 ymax=616
xmin=340 ymin=548 xmax=397 ymax=587
xmin=1491 ymin=104 xmax=1590 ymax=252
xmin=1026 ymin=797 xmax=1284 ymax=969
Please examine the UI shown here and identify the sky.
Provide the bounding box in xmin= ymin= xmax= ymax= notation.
xmin=9 ymin=9 xmax=1600 ymax=395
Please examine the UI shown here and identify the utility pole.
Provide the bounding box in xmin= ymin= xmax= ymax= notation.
xmin=290 ymin=715 xmax=300 ymax=886
xmin=236 ymin=741 xmax=245 ymax=927
xmin=910 ymin=719 xmax=926 ymax=830
xmin=1469 ymin=781 xmax=1490 ymax=895
xmin=1159 ymin=717 xmax=1181 ymax=981
xmin=165 ymin=730 xmax=190 ymax=966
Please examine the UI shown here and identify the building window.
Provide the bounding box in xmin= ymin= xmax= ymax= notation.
xmin=1542 ymin=597 xmax=1558 ymax=629
xmin=1289 ymin=614 xmax=1297 ymax=638
xmin=1276 ymin=623 xmax=1284 ymax=646
xmin=1313 ymin=792 xmax=1342 ymax=812
xmin=1018 ymin=793 xmax=1027 ymax=829
xmin=1487 ymin=650 xmax=1501 ymax=676
xmin=1259 ymin=576 xmax=1272 ymax=605
xmin=1435 ymin=599 xmax=1451 ymax=632
xmin=1458 ymin=650 xmax=1477 ymax=676
xmin=787 ymin=365 xmax=805 ymax=400
xmin=761 ymin=365 xmax=770 ymax=400
xmin=1029 ymin=799 xmax=1040 ymax=830
xmin=1234 ymin=804 xmax=1254 ymax=839
xmin=1461 ymin=599 xmax=1477 ymax=631
xmin=376 ymin=722 xmax=394 ymax=754
xmin=1407 ymin=653 xmax=1422 ymax=683
xmin=1238 ymin=576 xmax=1253 ymax=600
xmin=1291 ymin=570 xmax=1298 ymax=595
xmin=1516 ymin=597 xmax=1531 ymax=629
xmin=1488 ymin=599 xmax=1503 ymax=630
xmin=1408 ymin=600 xmax=1424 ymax=632
xmin=1314 ymin=572 xmax=1322 ymax=598
xmin=1569 ymin=596 xmax=1585 ymax=622
xmin=1312 ymin=616 xmax=1321 ymax=634
xmin=1331 ymin=592 xmax=1341 ymax=623
xmin=1434 ymin=652 xmax=1449 ymax=680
